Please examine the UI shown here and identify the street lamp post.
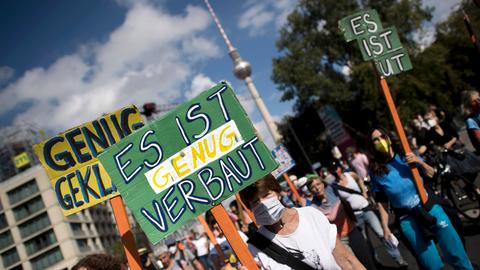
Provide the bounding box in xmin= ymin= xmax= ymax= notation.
xmin=204 ymin=0 xmax=283 ymax=145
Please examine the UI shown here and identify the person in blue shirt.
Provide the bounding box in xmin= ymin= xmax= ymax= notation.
xmin=368 ymin=127 xmax=473 ymax=270
xmin=462 ymin=90 xmax=480 ymax=153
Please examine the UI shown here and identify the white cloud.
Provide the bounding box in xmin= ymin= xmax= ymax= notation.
xmin=253 ymin=120 xmax=275 ymax=150
xmin=0 ymin=66 xmax=14 ymax=85
xmin=238 ymin=0 xmax=296 ymax=36
xmin=0 ymin=3 xmax=221 ymax=132
xmin=414 ymin=0 xmax=461 ymax=49
xmin=424 ymin=0 xmax=461 ymax=24
xmin=185 ymin=73 xmax=215 ymax=100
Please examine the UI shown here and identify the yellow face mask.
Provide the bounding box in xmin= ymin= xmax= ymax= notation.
xmin=374 ymin=138 xmax=391 ymax=154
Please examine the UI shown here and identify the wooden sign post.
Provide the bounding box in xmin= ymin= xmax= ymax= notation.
xmin=339 ymin=10 xmax=427 ymax=204
xmin=98 ymin=82 xmax=278 ymax=268
xmin=33 ymin=106 xmax=145 ymax=269
xmin=110 ymin=196 xmax=142 ymax=270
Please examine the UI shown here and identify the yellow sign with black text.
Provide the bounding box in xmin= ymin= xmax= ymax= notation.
xmin=33 ymin=105 xmax=144 ymax=216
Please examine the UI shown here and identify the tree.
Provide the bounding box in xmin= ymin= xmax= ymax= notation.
xmin=273 ymin=1 xmax=480 ymax=169
xmin=273 ymin=0 xmax=434 ymax=134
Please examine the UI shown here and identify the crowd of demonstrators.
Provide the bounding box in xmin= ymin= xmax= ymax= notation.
xmin=368 ymin=127 xmax=473 ymax=270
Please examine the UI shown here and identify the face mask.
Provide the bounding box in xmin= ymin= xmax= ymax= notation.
xmin=252 ymin=196 xmax=286 ymax=226
xmin=427 ymin=119 xmax=437 ymax=128
xmin=168 ymin=246 xmax=177 ymax=254
xmin=374 ymin=138 xmax=391 ymax=154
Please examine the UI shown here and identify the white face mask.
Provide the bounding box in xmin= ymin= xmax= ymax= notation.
xmin=252 ymin=196 xmax=286 ymax=226
xmin=427 ymin=119 xmax=437 ymax=128
xmin=168 ymin=246 xmax=177 ymax=254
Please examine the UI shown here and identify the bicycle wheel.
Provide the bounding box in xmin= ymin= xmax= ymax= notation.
xmin=446 ymin=174 xmax=480 ymax=222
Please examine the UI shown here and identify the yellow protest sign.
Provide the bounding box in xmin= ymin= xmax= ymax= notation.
xmin=14 ymin=152 xmax=30 ymax=168
xmin=33 ymin=105 xmax=144 ymax=216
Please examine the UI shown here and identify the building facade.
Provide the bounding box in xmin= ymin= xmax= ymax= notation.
xmin=0 ymin=165 xmax=119 ymax=270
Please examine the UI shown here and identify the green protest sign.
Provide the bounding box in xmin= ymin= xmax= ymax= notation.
xmin=339 ymin=9 xmax=412 ymax=77
xmin=357 ymin=27 xmax=402 ymax=61
xmin=338 ymin=9 xmax=383 ymax=42
xmin=98 ymin=81 xmax=278 ymax=244
xmin=374 ymin=47 xmax=413 ymax=77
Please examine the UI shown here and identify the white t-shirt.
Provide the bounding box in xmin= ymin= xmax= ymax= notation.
xmin=338 ymin=173 xmax=369 ymax=212
xmin=248 ymin=207 xmax=340 ymax=270
xmin=193 ymin=236 xmax=209 ymax=256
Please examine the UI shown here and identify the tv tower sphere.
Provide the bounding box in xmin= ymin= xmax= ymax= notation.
xmin=233 ymin=59 xmax=252 ymax=80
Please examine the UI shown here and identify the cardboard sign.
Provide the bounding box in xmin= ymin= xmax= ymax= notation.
xmin=357 ymin=27 xmax=402 ymax=61
xmin=339 ymin=9 xmax=412 ymax=77
xmin=374 ymin=47 xmax=413 ymax=77
xmin=98 ymin=82 xmax=278 ymax=244
xmin=33 ymin=106 xmax=144 ymax=216
xmin=338 ymin=9 xmax=383 ymax=42
xmin=271 ymin=144 xmax=295 ymax=178
xmin=14 ymin=152 xmax=30 ymax=168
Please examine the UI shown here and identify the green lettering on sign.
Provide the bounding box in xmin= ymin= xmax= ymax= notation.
xmin=374 ymin=47 xmax=413 ymax=77
xmin=357 ymin=27 xmax=402 ymax=61
xmin=338 ymin=9 xmax=383 ymax=42
xmin=98 ymin=81 xmax=278 ymax=244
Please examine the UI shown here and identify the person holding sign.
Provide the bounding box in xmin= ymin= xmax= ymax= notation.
xmin=239 ymin=174 xmax=365 ymax=270
xmin=368 ymin=128 xmax=473 ymax=270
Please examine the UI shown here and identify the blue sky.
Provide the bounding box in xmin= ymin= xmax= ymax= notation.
xmin=0 ymin=0 xmax=459 ymax=148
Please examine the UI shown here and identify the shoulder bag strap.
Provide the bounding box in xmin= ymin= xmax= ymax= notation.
xmin=332 ymin=183 xmax=363 ymax=196
xmin=247 ymin=231 xmax=316 ymax=270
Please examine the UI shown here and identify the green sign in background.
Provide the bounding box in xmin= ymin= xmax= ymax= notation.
xmin=374 ymin=47 xmax=413 ymax=77
xmin=338 ymin=9 xmax=383 ymax=42
xmin=357 ymin=27 xmax=402 ymax=61
xmin=98 ymin=82 xmax=277 ymax=244
xmin=339 ymin=9 xmax=413 ymax=77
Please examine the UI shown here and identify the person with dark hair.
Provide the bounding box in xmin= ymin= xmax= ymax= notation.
xmin=368 ymin=127 xmax=473 ymax=270
xmin=71 ymin=253 xmax=128 ymax=270
xmin=305 ymin=174 xmax=377 ymax=270
xmin=239 ymin=174 xmax=365 ymax=270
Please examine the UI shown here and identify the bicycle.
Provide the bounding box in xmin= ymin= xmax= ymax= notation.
xmin=425 ymin=146 xmax=480 ymax=222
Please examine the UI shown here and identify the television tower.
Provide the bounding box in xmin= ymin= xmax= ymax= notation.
xmin=204 ymin=0 xmax=282 ymax=144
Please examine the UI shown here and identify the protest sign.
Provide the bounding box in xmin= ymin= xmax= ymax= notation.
xmin=339 ymin=9 xmax=412 ymax=77
xmin=357 ymin=27 xmax=402 ymax=61
xmin=339 ymin=10 xmax=427 ymax=203
xmin=33 ymin=106 xmax=144 ymax=215
xmin=271 ymin=144 xmax=295 ymax=178
xmin=98 ymin=81 xmax=278 ymax=244
xmin=374 ymin=47 xmax=413 ymax=77
xmin=338 ymin=9 xmax=383 ymax=42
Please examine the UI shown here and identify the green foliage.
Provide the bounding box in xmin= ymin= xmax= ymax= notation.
xmin=273 ymin=0 xmax=479 ymax=171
